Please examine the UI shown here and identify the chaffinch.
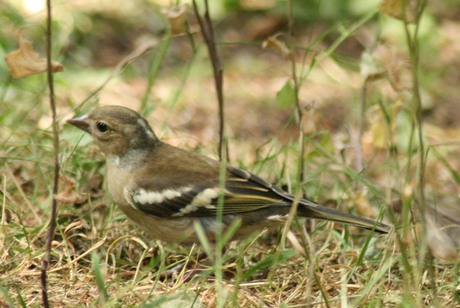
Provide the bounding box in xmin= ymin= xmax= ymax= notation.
xmin=68 ymin=105 xmax=390 ymax=244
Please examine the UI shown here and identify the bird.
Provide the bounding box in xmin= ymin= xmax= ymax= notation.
xmin=68 ymin=105 xmax=390 ymax=244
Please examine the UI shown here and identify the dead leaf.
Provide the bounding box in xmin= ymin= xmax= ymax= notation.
xmin=85 ymin=173 xmax=104 ymax=198
xmin=64 ymin=221 xmax=85 ymax=235
xmin=379 ymin=0 xmax=417 ymax=23
xmin=362 ymin=44 xmax=412 ymax=96
xmin=378 ymin=48 xmax=412 ymax=95
xmin=262 ymin=34 xmax=291 ymax=57
xmin=4 ymin=32 xmax=63 ymax=78
xmin=162 ymin=5 xmax=188 ymax=35
xmin=54 ymin=175 xmax=87 ymax=205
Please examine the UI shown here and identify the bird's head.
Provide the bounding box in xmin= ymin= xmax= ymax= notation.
xmin=68 ymin=105 xmax=159 ymax=157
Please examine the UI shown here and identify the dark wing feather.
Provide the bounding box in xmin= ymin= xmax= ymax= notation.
xmin=128 ymin=166 xmax=289 ymax=218
xmin=128 ymin=165 xmax=391 ymax=233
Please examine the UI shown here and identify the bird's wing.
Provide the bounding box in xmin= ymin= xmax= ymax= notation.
xmin=127 ymin=166 xmax=289 ymax=218
xmin=126 ymin=166 xmax=391 ymax=233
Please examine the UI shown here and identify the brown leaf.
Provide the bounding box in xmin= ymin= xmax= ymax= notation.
xmin=379 ymin=0 xmax=417 ymax=23
xmin=262 ymin=35 xmax=291 ymax=57
xmin=85 ymin=173 xmax=104 ymax=198
xmin=162 ymin=5 xmax=188 ymax=35
xmin=54 ymin=175 xmax=87 ymax=205
xmin=362 ymin=44 xmax=412 ymax=95
xmin=378 ymin=48 xmax=412 ymax=95
xmin=4 ymin=32 xmax=63 ymax=79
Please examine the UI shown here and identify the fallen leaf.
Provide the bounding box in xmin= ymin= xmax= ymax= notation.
xmin=85 ymin=173 xmax=104 ymax=198
xmin=4 ymin=32 xmax=63 ymax=78
xmin=54 ymin=175 xmax=87 ymax=205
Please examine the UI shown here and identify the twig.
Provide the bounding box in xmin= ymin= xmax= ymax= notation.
xmin=41 ymin=0 xmax=59 ymax=307
xmin=287 ymin=1 xmax=304 ymax=183
xmin=192 ymin=0 xmax=227 ymax=161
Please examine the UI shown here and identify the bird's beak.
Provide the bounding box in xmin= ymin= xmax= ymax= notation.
xmin=67 ymin=115 xmax=91 ymax=134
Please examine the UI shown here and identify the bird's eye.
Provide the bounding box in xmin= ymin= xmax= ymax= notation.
xmin=96 ymin=121 xmax=109 ymax=133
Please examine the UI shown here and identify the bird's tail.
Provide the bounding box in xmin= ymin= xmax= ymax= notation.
xmin=298 ymin=199 xmax=391 ymax=233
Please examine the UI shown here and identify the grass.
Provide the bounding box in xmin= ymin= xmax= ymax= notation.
xmin=1 ymin=0 xmax=460 ymax=307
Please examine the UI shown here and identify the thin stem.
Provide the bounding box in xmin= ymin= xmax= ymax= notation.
xmin=287 ymin=0 xmax=304 ymax=184
xmin=41 ymin=0 xmax=60 ymax=307
xmin=192 ymin=0 xmax=227 ymax=161
xmin=401 ymin=0 xmax=428 ymax=305
xmin=404 ymin=0 xmax=427 ymax=219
